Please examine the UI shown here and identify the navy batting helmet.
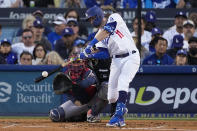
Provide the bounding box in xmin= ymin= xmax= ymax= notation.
xmin=85 ymin=5 xmax=104 ymax=27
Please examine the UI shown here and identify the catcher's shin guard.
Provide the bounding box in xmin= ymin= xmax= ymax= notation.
xmin=49 ymin=107 xmax=65 ymax=122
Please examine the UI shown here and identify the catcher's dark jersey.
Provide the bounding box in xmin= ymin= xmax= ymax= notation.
xmin=91 ymin=58 xmax=111 ymax=83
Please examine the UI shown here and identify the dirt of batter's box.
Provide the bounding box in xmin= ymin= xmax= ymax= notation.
xmin=0 ymin=119 xmax=197 ymax=131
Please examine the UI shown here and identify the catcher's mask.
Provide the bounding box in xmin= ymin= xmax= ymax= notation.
xmin=67 ymin=47 xmax=86 ymax=73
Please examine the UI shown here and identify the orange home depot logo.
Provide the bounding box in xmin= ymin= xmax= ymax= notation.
xmin=0 ymin=82 xmax=12 ymax=102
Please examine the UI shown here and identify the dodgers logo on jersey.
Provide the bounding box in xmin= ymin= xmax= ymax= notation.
xmin=109 ymin=17 xmax=114 ymax=22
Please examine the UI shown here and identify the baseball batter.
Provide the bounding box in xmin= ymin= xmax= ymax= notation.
xmin=80 ymin=6 xmax=140 ymax=127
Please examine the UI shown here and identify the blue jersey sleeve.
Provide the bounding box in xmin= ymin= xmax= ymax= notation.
xmin=78 ymin=70 xmax=97 ymax=88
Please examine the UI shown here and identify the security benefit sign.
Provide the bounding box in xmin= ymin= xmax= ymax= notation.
xmin=0 ymin=72 xmax=61 ymax=115
xmin=128 ymin=74 xmax=197 ymax=117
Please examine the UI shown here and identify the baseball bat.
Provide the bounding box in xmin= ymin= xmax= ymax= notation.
xmin=34 ymin=58 xmax=77 ymax=83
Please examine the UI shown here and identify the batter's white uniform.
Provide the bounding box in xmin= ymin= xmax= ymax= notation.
xmin=96 ymin=13 xmax=140 ymax=104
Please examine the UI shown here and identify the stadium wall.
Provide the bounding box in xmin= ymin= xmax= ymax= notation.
xmin=0 ymin=65 xmax=197 ymax=118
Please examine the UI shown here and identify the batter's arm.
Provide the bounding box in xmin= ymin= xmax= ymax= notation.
xmin=94 ymin=29 xmax=110 ymax=41
xmin=83 ymin=21 xmax=117 ymax=55
xmin=95 ymin=21 xmax=117 ymax=41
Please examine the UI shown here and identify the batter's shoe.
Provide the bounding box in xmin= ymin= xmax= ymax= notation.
xmin=87 ymin=109 xmax=101 ymax=123
xmin=106 ymin=103 xmax=127 ymax=127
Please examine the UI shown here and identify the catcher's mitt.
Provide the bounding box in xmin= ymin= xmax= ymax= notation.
xmin=53 ymin=72 xmax=73 ymax=95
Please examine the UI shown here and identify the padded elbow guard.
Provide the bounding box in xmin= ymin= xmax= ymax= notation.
xmin=103 ymin=21 xmax=117 ymax=33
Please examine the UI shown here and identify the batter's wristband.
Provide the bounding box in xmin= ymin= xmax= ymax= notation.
xmin=89 ymin=38 xmax=99 ymax=46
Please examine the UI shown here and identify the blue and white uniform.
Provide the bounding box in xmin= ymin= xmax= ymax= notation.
xmin=89 ymin=13 xmax=140 ymax=104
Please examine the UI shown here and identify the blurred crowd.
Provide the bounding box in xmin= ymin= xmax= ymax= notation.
xmin=1 ymin=0 xmax=197 ymax=8
xmin=0 ymin=1 xmax=197 ymax=66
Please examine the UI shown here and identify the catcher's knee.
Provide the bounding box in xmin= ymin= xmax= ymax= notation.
xmin=49 ymin=107 xmax=65 ymax=122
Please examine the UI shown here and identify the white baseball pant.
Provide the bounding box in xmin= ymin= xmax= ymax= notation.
xmin=107 ymin=52 xmax=140 ymax=103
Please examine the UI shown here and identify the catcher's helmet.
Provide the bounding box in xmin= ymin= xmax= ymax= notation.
xmin=85 ymin=5 xmax=104 ymax=27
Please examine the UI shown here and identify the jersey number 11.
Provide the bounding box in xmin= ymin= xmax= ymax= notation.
xmin=115 ymin=30 xmax=124 ymax=39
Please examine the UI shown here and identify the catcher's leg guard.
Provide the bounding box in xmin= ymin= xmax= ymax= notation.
xmin=49 ymin=107 xmax=65 ymax=122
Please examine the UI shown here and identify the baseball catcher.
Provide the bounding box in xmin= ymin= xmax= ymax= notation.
xmin=49 ymin=46 xmax=108 ymax=122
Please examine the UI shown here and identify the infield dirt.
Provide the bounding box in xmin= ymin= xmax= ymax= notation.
xmin=0 ymin=119 xmax=197 ymax=131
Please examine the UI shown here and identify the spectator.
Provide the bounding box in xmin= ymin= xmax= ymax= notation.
xmin=47 ymin=16 xmax=66 ymax=49
xmin=39 ymin=51 xmax=64 ymax=65
xmin=121 ymin=0 xmax=180 ymax=8
xmin=0 ymin=24 xmax=2 ymax=37
xmin=167 ymin=35 xmax=184 ymax=59
xmin=66 ymin=18 xmax=86 ymax=43
xmin=84 ymin=0 xmax=112 ymax=8
xmin=54 ymin=0 xmax=61 ymax=7
xmin=64 ymin=9 xmax=88 ymax=38
xmin=60 ymin=0 xmax=86 ymax=8
xmin=149 ymin=27 xmax=163 ymax=53
xmin=73 ymin=39 xmax=86 ymax=47
xmin=188 ymin=12 xmax=197 ymax=37
xmin=143 ymin=37 xmax=174 ymax=65
xmin=32 ymin=10 xmax=52 ymax=37
xmin=132 ymin=36 xmax=150 ymax=64
xmin=0 ymin=39 xmax=17 ymax=64
xmin=131 ymin=17 xmax=152 ymax=51
xmin=23 ymin=0 xmax=54 ymax=7
xmin=14 ymin=15 xmax=36 ymax=43
xmin=145 ymin=0 xmax=180 ymax=8
xmin=121 ymin=0 xmax=145 ymax=8
xmin=64 ymin=9 xmax=80 ymax=21
xmin=163 ymin=11 xmax=187 ymax=49
xmin=187 ymin=37 xmax=197 ymax=65
xmin=0 ymin=55 xmax=6 ymax=64
xmin=19 ymin=51 xmax=33 ymax=65
xmin=32 ymin=19 xmax=52 ymax=52
xmin=32 ymin=43 xmax=47 ymax=65
xmin=176 ymin=0 xmax=197 ymax=8
xmin=0 ymin=0 xmax=23 ymax=8
xmin=175 ymin=49 xmax=188 ymax=65
xmin=32 ymin=10 xmax=44 ymax=20
xmin=55 ymin=28 xmax=76 ymax=60
xmin=66 ymin=18 xmax=79 ymax=38
xmin=12 ymin=29 xmax=35 ymax=62
xmin=144 ymin=10 xmax=157 ymax=32
xmin=182 ymin=20 xmax=195 ymax=49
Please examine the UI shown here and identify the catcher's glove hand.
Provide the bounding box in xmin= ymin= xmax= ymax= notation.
xmin=53 ymin=72 xmax=73 ymax=94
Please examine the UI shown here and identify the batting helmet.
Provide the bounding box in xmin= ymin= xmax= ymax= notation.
xmin=85 ymin=5 xmax=104 ymax=27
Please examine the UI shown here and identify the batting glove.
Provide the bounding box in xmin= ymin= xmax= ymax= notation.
xmin=84 ymin=45 xmax=93 ymax=54
xmin=80 ymin=52 xmax=88 ymax=59
xmin=85 ymin=38 xmax=99 ymax=54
